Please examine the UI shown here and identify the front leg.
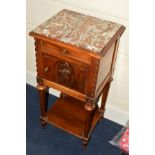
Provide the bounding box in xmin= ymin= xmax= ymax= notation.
xmin=37 ymin=84 xmax=47 ymax=128
xmin=82 ymin=99 xmax=96 ymax=148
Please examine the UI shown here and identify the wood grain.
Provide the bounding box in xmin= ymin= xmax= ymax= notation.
xmin=30 ymin=10 xmax=125 ymax=148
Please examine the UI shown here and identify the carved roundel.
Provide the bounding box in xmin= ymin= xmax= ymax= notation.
xmin=56 ymin=61 xmax=74 ymax=87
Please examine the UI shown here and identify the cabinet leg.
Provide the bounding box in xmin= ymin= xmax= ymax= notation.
xmin=82 ymin=100 xmax=96 ymax=148
xmin=82 ymin=138 xmax=88 ymax=149
xmin=99 ymin=80 xmax=112 ymax=121
xmin=37 ymin=84 xmax=47 ymax=128
xmin=40 ymin=117 xmax=47 ymax=129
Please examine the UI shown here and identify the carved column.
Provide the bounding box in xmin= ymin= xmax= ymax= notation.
xmin=35 ymin=38 xmax=47 ymax=128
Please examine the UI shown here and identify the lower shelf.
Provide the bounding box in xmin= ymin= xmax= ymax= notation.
xmin=42 ymin=96 xmax=103 ymax=139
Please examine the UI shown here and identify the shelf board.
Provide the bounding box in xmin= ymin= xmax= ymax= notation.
xmin=42 ymin=96 xmax=102 ymax=139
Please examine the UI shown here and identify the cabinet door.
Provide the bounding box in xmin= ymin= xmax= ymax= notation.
xmin=39 ymin=54 xmax=89 ymax=94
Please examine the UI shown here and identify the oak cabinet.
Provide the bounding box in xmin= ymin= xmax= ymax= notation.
xmin=29 ymin=9 xmax=125 ymax=148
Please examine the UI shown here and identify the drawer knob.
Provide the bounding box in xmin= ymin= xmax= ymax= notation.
xmin=44 ymin=67 xmax=49 ymax=72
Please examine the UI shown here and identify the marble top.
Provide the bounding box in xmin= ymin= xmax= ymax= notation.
xmin=32 ymin=9 xmax=121 ymax=53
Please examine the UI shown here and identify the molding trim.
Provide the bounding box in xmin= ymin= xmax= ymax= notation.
xmin=26 ymin=69 xmax=128 ymax=125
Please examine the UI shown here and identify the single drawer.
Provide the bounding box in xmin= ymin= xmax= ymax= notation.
xmin=41 ymin=41 xmax=91 ymax=65
xmin=40 ymin=53 xmax=89 ymax=94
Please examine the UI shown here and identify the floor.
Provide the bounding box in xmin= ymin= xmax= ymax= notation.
xmin=26 ymin=84 xmax=123 ymax=155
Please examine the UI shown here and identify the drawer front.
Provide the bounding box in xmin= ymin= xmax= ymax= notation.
xmin=41 ymin=41 xmax=91 ymax=65
xmin=40 ymin=54 xmax=89 ymax=94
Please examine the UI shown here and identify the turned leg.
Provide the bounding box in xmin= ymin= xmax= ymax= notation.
xmin=82 ymin=100 xmax=96 ymax=148
xmin=99 ymin=80 xmax=112 ymax=121
xmin=82 ymin=138 xmax=89 ymax=149
xmin=37 ymin=84 xmax=47 ymax=128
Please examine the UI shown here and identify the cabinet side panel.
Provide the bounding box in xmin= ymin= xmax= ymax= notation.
xmin=85 ymin=57 xmax=99 ymax=99
xmin=95 ymin=43 xmax=115 ymax=92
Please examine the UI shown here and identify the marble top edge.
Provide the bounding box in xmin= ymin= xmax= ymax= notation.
xmin=31 ymin=9 xmax=122 ymax=53
xmin=62 ymin=9 xmax=121 ymax=26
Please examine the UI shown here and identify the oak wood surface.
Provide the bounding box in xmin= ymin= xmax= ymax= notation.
xmin=41 ymin=41 xmax=91 ymax=65
xmin=43 ymin=78 xmax=86 ymax=101
xmin=41 ymin=54 xmax=89 ymax=94
xmin=42 ymin=96 xmax=102 ymax=140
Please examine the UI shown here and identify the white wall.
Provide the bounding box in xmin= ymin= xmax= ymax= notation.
xmin=26 ymin=0 xmax=129 ymax=125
